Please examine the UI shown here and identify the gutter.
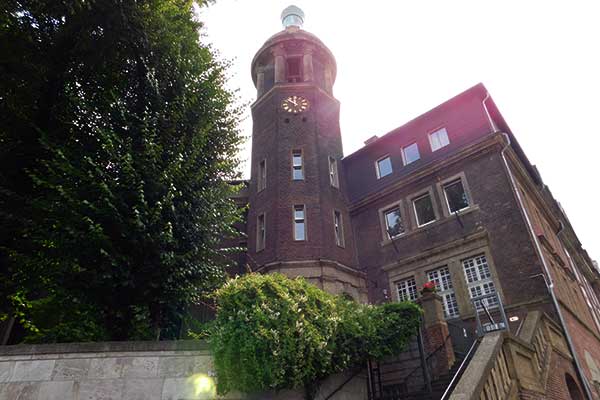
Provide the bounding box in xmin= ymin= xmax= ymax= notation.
xmin=497 ymin=129 xmax=594 ymax=400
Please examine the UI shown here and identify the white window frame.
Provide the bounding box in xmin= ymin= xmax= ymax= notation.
xmin=333 ymin=210 xmax=345 ymax=247
xmin=375 ymin=155 xmax=393 ymax=179
xmin=413 ymin=192 xmax=436 ymax=227
xmin=258 ymin=159 xmax=267 ymax=192
xmin=462 ymin=255 xmax=498 ymax=311
xmin=397 ymin=276 xmax=418 ymax=302
xmin=293 ymin=205 xmax=306 ymax=241
xmin=383 ymin=205 xmax=405 ymax=239
xmin=427 ymin=266 xmax=459 ymax=319
xmin=401 ymin=143 xmax=420 ymax=165
xmin=257 ymin=213 xmax=266 ymax=251
xmin=568 ymin=250 xmax=600 ymax=332
xmin=443 ymin=178 xmax=470 ymax=214
xmin=292 ymin=150 xmax=304 ymax=181
xmin=428 ymin=127 xmax=450 ymax=152
xmin=329 ymin=156 xmax=339 ymax=188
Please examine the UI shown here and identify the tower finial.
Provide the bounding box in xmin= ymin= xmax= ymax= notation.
xmin=281 ymin=5 xmax=304 ymax=28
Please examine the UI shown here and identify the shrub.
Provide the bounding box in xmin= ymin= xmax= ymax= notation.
xmin=210 ymin=273 xmax=421 ymax=398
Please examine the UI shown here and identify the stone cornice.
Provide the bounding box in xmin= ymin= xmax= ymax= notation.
xmin=257 ymin=258 xmax=366 ymax=279
xmin=0 ymin=340 xmax=209 ymax=357
xmin=382 ymin=229 xmax=489 ymax=272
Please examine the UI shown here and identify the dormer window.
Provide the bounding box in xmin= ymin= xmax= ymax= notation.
xmin=376 ymin=156 xmax=393 ymax=179
xmin=286 ymin=57 xmax=302 ymax=82
xmin=429 ymin=128 xmax=450 ymax=152
xmin=402 ymin=143 xmax=420 ymax=165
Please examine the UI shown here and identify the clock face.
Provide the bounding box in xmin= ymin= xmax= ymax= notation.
xmin=281 ymin=95 xmax=310 ymax=113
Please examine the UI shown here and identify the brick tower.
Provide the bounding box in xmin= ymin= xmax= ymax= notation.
xmin=247 ymin=6 xmax=367 ymax=301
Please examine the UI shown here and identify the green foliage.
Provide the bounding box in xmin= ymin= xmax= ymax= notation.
xmin=210 ymin=274 xmax=421 ymax=397
xmin=0 ymin=0 xmax=243 ymax=342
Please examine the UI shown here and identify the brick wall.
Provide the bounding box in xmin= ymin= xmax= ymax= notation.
xmin=248 ymin=86 xmax=357 ymax=271
xmin=349 ymin=138 xmax=548 ymax=309
xmin=564 ymin=309 xmax=600 ymax=398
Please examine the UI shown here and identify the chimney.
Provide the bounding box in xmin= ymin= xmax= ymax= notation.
xmin=364 ymin=135 xmax=378 ymax=145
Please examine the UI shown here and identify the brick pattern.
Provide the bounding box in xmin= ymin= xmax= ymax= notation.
xmin=423 ymin=322 xmax=455 ymax=379
xmin=350 ymin=145 xmax=547 ymax=307
xmin=520 ymin=350 xmax=588 ymax=400
xmin=248 ymin=87 xmax=357 ymax=270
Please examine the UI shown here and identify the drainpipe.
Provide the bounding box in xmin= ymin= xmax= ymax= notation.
xmin=557 ymin=221 xmax=599 ymax=282
xmin=482 ymin=93 xmax=498 ymax=133
xmin=498 ymin=131 xmax=594 ymax=400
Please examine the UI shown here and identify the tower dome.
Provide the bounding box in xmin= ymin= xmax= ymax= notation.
xmin=251 ymin=7 xmax=337 ymax=98
xmin=281 ymin=5 xmax=305 ymax=28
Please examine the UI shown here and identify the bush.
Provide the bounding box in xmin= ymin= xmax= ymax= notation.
xmin=210 ymin=273 xmax=421 ymax=398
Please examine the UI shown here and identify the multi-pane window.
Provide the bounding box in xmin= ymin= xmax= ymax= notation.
xmin=333 ymin=210 xmax=344 ymax=247
xmin=462 ymin=255 xmax=498 ymax=310
xmin=384 ymin=206 xmax=405 ymax=239
xmin=257 ymin=214 xmax=266 ymax=251
xmin=397 ymin=277 xmax=418 ymax=302
xmin=402 ymin=143 xmax=420 ymax=165
xmin=376 ymin=156 xmax=393 ymax=178
xmin=413 ymin=193 xmax=436 ymax=226
xmin=429 ymin=127 xmax=450 ymax=151
xmin=292 ymin=150 xmax=304 ymax=180
xmin=329 ymin=157 xmax=339 ymax=188
xmin=294 ymin=205 xmax=306 ymax=241
xmin=427 ymin=266 xmax=459 ymax=318
xmin=258 ymin=159 xmax=267 ymax=191
xmin=443 ymin=179 xmax=470 ymax=213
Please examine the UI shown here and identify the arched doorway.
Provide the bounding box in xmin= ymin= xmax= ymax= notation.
xmin=566 ymin=373 xmax=584 ymax=400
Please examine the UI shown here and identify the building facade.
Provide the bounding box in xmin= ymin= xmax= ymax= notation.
xmin=238 ymin=6 xmax=600 ymax=399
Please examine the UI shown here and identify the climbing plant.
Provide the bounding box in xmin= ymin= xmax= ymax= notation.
xmin=210 ymin=273 xmax=422 ymax=398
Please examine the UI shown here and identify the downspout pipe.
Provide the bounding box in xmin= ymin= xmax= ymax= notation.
xmin=557 ymin=221 xmax=599 ymax=279
xmin=498 ymin=131 xmax=594 ymax=400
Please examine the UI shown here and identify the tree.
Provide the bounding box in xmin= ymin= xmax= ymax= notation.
xmin=0 ymin=0 xmax=243 ymax=342
xmin=210 ymin=274 xmax=422 ymax=399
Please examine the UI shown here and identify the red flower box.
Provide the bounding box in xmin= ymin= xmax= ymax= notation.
xmin=421 ymin=281 xmax=437 ymax=294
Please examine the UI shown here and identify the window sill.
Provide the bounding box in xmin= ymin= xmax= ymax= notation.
xmin=380 ymin=204 xmax=480 ymax=247
xmin=416 ymin=219 xmax=436 ymax=228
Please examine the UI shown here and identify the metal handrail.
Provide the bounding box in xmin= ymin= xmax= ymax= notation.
xmin=400 ymin=334 xmax=452 ymax=386
xmin=323 ymin=367 xmax=364 ymax=400
xmin=440 ymin=337 xmax=480 ymax=400
xmin=374 ymin=333 xmax=452 ymax=397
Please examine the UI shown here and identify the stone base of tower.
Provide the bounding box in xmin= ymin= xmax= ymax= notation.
xmin=256 ymin=259 xmax=368 ymax=303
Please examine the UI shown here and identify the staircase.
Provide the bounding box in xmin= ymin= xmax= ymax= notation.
xmin=376 ymin=345 xmax=476 ymax=400
xmin=394 ymin=356 xmax=464 ymax=400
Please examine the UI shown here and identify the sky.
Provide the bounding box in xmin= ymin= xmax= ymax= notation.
xmin=196 ymin=0 xmax=600 ymax=262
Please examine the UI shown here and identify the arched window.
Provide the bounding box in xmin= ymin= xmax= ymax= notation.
xmin=566 ymin=373 xmax=584 ymax=400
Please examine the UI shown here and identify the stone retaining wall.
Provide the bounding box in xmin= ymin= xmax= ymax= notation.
xmin=0 ymin=341 xmax=367 ymax=400
xmin=0 ymin=341 xmax=241 ymax=400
